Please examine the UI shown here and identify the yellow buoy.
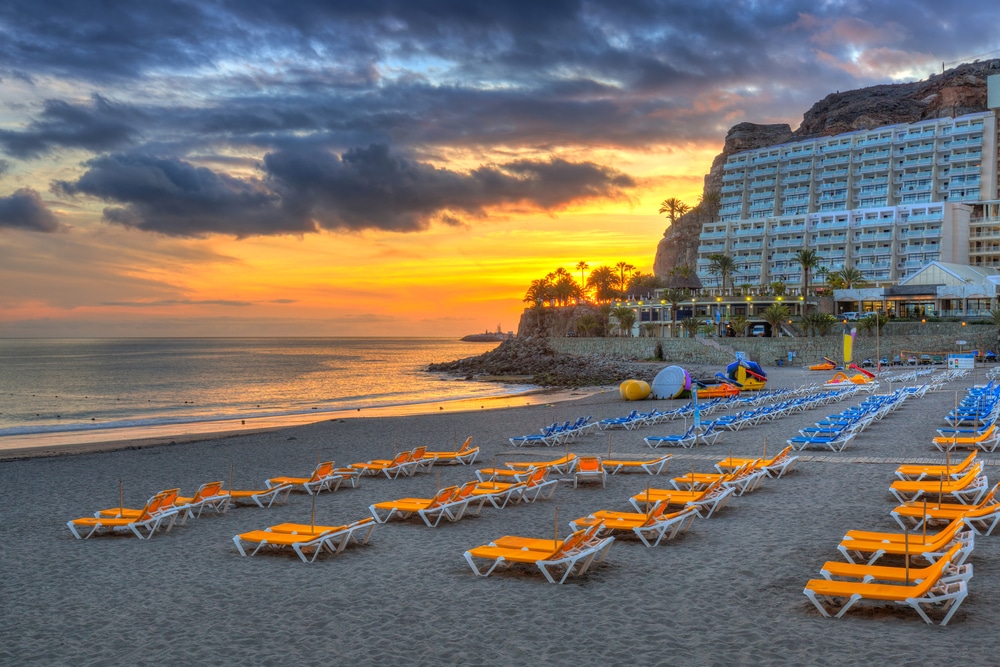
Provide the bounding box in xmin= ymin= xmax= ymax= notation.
xmin=620 ymin=379 xmax=651 ymax=401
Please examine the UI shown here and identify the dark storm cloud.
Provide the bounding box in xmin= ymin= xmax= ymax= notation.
xmin=0 ymin=188 xmax=61 ymax=232
xmin=52 ymin=153 xmax=298 ymax=238
xmin=0 ymin=95 xmax=141 ymax=158
xmin=3 ymin=2 xmax=998 ymax=153
xmin=53 ymin=145 xmax=634 ymax=236
xmin=5 ymin=1 xmax=1000 ymax=237
xmin=266 ymin=143 xmax=634 ymax=232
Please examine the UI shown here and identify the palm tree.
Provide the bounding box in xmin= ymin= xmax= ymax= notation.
xmin=707 ymin=253 xmax=737 ymax=293
xmin=586 ymin=266 xmax=618 ymax=303
xmin=658 ymin=198 xmax=690 ymax=227
xmin=552 ymin=273 xmax=582 ymax=305
xmin=830 ymin=267 xmax=868 ymax=312
xmin=596 ymin=302 xmax=613 ymax=336
xmin=575 ymin=313 xmax=600 ymax=337
xmin=698 ymin=191 xmax=721 ymax=222
xmin=611 ymin=306 xmax=636 ymax=337
xmin=661 ymin=288 xmax=685 ymax=338
xmin=615 ymin=261 xmax=636 ymax=297
xmin=681 ymin=316 xmax=700 ymax=338
xmin=728 ymin=315 xmax=749 ymax=338
xmin=575 ymin=261 xmax=589 ymax=299
xmin=794 ymin=249 xmax=821 ymax=307
xmin=523 ymin=278 xmax=553 ymax=307
xmin=762 ymin=304 xmax=791 ymax=338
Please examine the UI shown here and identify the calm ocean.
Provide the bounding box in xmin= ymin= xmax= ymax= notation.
xmin=0 ymin=338 xmax=532 ymax=439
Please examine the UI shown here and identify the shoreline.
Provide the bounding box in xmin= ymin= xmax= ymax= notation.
xmin=0 ymin=385 xmax=600 ymax=460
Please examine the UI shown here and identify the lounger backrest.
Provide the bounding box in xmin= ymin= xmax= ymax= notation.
xmin=310 ymin=461 xmax=335 ymax=481
xmin=957 ymin=451 xmax=978 ymax=470
xmin=392 ymin=451 xmax=411 ymax=466
xmin=156 ymin=488 xmax=181 ymax=512
xmin=556 ymin=529 xmax=590 ymax=555
xmin=432 ymin=486 xmax=459 ymax=506
xmin=905 ymin=542 xmax=963 ymax=595
xmin=453 ymin=480 xmax=478 ymax=501
xmin=644 ymin=501 xmax=667 ymax=526
xmin=578 ymin=457 xmax=601 ymax=472
xmin=410 ymin=446 xmax=427 ymax=461
xmin=955 ymin=463 xmax=983 ymax=486
xmin=191 ymin=481 xmax=224 ymax=503
xmin=769 ymin=445 xmax=794 ymax=465
xmin=458 ymin=436 xmax=474 ymax=453
xmin=137 ymin=493 xmax=169 ymax=521
xmin=526 ymin=468 xmax=548 ymax=486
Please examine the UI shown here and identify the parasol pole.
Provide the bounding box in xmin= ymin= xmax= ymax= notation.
xmin=904 ymin=527 xmax=910 ymax=585
xmin=923 ymin=498 xmax=928 ymax=542
xmin=310 ymin=490 xmax=316 ymax=534
xmin=119 ymin=479 xmax=123 ymax=518
xmin=607 ymin=433 xmax=612 ymax=459
xmin=554 ymin=507 xmax=559 ymax=544
xmin=228 ymin=463 xmax=234 ymax=510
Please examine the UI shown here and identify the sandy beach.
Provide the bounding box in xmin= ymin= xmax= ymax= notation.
xmin=5 ymin=365 xmax=1000 ymax=665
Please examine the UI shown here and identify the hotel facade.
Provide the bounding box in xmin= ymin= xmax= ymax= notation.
xmin=695 ymin=75 xmax=1000 ymax=294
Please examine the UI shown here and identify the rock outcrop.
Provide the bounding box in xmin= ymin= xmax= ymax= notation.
xmin=427 ymin=336 xmax=658 ymax=387
xmin=653 ymin=58 xmax=1000 ymax=278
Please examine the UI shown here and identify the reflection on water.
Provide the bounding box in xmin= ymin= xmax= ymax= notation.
xmin=0 ymin=338 xmax=535 ymax=438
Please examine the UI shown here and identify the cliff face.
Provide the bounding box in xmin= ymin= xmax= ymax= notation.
xmin=653 ymin=59 xmax=1000 ymax=278
xmin=654 ymin=122 xmax=793 ymax=275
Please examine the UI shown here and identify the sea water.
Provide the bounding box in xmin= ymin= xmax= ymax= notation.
xmin=0 ymin=338 xmax=533 ymax=440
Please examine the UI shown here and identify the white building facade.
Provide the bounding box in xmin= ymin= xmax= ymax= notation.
xmin=697 ymin=78 xmax=1000 ymax=291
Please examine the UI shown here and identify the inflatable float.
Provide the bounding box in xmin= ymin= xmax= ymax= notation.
xmin=725 ymin=359 xmax=767 ymax=391
xmin=809 ymin=357 xmax=837 ymax=371
xmin=620 ymin=379 xmax=651 ymax=401
xmin=650 ymin=366 xmax=692 ymax=400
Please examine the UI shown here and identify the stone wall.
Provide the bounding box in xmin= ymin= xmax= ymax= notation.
xmin=550 ymin=322 xmax=999 ymax=367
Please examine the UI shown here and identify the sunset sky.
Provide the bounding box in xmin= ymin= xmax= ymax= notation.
xmin=1 ymin=1 xmax=999 ymax=337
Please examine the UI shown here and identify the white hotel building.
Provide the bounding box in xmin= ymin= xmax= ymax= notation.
xmin=696 ymin=76 xmax=1000 ymax=293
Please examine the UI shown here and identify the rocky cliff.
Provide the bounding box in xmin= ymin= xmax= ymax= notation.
xmin=653 ymin=59 xmax=1000 ymax=277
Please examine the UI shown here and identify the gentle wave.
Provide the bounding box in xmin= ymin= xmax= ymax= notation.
xmin=0 ymin=384 xmax=538 ymax=437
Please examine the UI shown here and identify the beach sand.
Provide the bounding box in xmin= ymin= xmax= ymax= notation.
xmin=4 ymin=366 xmax=999 ymax=665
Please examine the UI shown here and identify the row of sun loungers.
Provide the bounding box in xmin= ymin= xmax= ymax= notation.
xmin=508 ymin=417 xmax=596 ymax=446
xmin=641 ymin=386 xmax=865 ymax=450
xmin=934 ymin=383 xmax=1000 ymax=452
xmin=803 ymin=447 xmax=985 ymax=625
xmin=67 ymin=481 xmax=240 ymax=539
xmin=69 ymin=439 xmax=482 ymax=542
xmin=788 ymin=386 xmax=917 ymax=452
xmin=506 ymin=387 xmax=815 ymax=447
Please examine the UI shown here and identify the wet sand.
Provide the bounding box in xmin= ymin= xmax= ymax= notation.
xmin=4 ymin=366 xmax=999 ymax=665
